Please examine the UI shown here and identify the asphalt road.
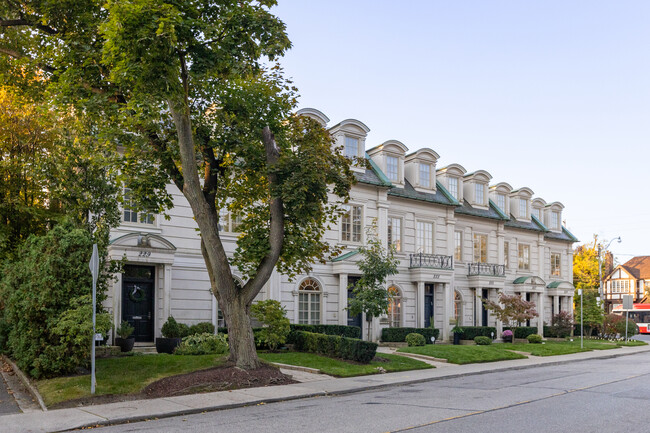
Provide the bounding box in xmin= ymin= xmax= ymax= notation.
xmin=95 ymin=351 xmax=650 ymax=433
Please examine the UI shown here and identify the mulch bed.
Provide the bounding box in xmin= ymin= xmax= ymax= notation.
xmin=51 ymin=363 xmax=297 ymax=409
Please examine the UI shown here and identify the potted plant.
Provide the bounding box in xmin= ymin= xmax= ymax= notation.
xmin=450 ymin=321 xmax=463 ymax=345
xmin=115 ymin=320 xmax=135 ymax=352
xmin=502 ymin=329 xmax=514 ymax=343
xmin=156 ymin=316 xmax=184 ymax=354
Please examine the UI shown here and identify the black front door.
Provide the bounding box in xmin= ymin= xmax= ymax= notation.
xmin=347 ymin=276 xmax=362 ymax=328
xmin=122 ymin=265 xmax=155 ymax=342
xmin=481 ymin=289 xmax=489 ymax=327
xmin=525 ymin=292 xmax=531 ymax=327
xmin=424 ymin=284 xmax=435 ymax=328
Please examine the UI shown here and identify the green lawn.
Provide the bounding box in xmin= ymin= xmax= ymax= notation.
xmin=37 ymin=354 xmax=225 ymax=407
xmin=397 ymin=345 xmax=527 ymax=364
xmin=497 ymin=339 xmax=645 ymax=357
xmin=258 ymin=351 xmax=433 ymax=377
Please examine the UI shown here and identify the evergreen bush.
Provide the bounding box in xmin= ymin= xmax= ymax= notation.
xmin=380 ymin=327 xmax=439 ymax=343
xmin=292 ymin=331 xmax=377 ymax=363
xmin=405 ymin=333 xmax=426 ymax=347
xmin=174 ymin=333 xmax=228 ymax=355
xmin=457 ymin=326 xmax=497 ymax=340
xmin=251 ymin=300 xmax=290 ymax=351
xmin=474 ymin=336 xmax=492 ymax=345
xmin=527 ymin=334 xmax=543 ymax=344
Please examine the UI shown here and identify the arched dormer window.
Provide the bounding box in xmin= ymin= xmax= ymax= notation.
xmin=405 ymin=148 xmax=440 ymax=193
xmin=298 ymin=278 xmax=322 ymax=324
xmin=437 ymin=163 xmax=467 ymax=202
xmin=367 ymin=140 xmax=408 ymax=187
xmin=463 ymin=170 xmax=492 ymax=208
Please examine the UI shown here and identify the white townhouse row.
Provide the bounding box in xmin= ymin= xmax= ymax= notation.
xmin=105 ymin=108 xmax=577 ymax=343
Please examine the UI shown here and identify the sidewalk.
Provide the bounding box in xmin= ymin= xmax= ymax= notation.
xmin=6 ymin=344 xmax=650 ymax=433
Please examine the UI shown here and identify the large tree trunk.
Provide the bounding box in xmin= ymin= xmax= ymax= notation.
xmin=169 ymin=100 xmax=283 ymax=370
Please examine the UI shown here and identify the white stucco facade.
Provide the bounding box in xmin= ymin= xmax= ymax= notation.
xmin=106 ymin=109 xmax=577 ymax=342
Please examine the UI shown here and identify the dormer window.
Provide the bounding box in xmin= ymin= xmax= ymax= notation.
xmin=519 ymin=198 xmax=528 ymax=218
xmin=496 ymin=194 xmax=506 ymax=210
xmin=386 ymin=155 xmax=399 ymax=182
xmin=345 ymin=136 xmax=359 ymax=159
xmin=550 ymin=211 xmax=560 ymax=229
xmin=532 ymin=207 xmax=540 ymax=220
xmin=419 ymin=163 xmax=431 ymax=188
xmin=448 ymin=177 xmax=458 ymax=199
xmin=475 ymin=183 xmax=485 ymax=205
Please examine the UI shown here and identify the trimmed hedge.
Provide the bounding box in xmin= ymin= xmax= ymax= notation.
xmin=381 ymin=327 xmax=440 ymax=344
xmin=292 ymin=331 xmax=377 ymax=363
xmin=457 ymin=326 xmax=497 ymax=340
xmin=290 ymin=324 xmax=361 ymax=339
xmin=504 ymin=327 xmax=538 ymax=339
xmin=543 ymin=325 xmax=571 ymax=338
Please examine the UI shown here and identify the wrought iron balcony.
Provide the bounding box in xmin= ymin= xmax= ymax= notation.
xmin=409 ymin=253 xmax=454 ymax=270
xmin=467 ymin=262 xmax=506 ymax=277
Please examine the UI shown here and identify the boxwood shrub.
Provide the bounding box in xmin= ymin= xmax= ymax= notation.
xmin=405 ymin=333 xmax=426 ymax=347
xmin=292 ymin=331 xmax=377 ymax=363
xmin=457 ymin=326 xmax=497 ymax=340
xmin=527 ymin=334 xmax=543 ymax=344
xmin=474 ymin=336 xmax=492 ymax=345
xmin=381 ymin=327 xmax=439 ymax=344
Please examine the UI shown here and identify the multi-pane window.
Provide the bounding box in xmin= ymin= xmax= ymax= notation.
xmin=387 ymin=286 xmax=401 ymax=327
xmin=504 ymin=241 xmax=509 ymax=267
xmin=386 ymin=156 xmax=399 ymax=182
xmin=344 ymin=136 xmax=358 ymax=159
xmin=122 ymin=188 xmax=154 ymax=224
xmin=550 ymin=211 xmax=560 ymax=229
xmin=454 ymin=291 xmax=462 ymax=324
xmin=473 ymin=233 xmax=488 ymax=263
xmin=219 ymin=209 xmax=242 ymax=232
xmin=519 ymin=198 xmax=528 ymax=218
xmin=298 ymin=278 xmax=321 ymax=324
xmin=475 ymin=183 xmax=485 ymax=205
xmin=454 ymin=231 xmax=462 ymax=261
xmin=497 ymin=194 xmax=506 ymax=211
xmin=416 ymin=221 xmax=433 ymax=254
xmin=448 ymin=177 xmax=458 ymax=199
xmin=518 ymin=244 xmax=530 ymax=270
xmin=387 ymin=217 xmax=402 ymax=252
xmin=532 ymin=207 xmax=540 ymax=220
xmin=341 ymin=204 xmax=362 ymax=242
xmin=419 ymin=163 xmax=431 ymax=188
xmin=551 ymin=253 xmax=561 ymax=276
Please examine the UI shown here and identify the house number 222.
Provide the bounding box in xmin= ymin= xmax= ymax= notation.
xmin=139 ymin=251 xmax=151 ymax=257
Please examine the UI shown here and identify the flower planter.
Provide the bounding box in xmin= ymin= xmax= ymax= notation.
xmin=156 ymin=337 xmax=182 ymax=354
xmin=453 ymin=332 xmax=461 ymax=345
xmin=115 ymin=337 xmax=135 ymax=353
xmin=503 ymin=335 xmax=513 ymax=343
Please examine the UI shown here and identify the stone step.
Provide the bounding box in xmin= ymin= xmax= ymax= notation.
xmin=133 ymin=345 xmax=157 ymax=354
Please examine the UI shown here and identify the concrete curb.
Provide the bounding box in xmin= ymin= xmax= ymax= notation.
xmin=269 ymin=362 xmax=322 ymax=374
xmin=1 ymin=355 xmax=47 ymax=412
xmin=7 ymin=344 xmax=650 ymax=433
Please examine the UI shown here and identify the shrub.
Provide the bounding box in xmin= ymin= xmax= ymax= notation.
xmin=290 ymin=324 xmax=361 ymax=339
xmin=405 ymin=333 xmax=426 ymax=347
xmin=602 ymin=314 xmax=638 ymax=339
xmin=504 ymin=327 xmax=538 ymax=339
xmin=251 ymin=300 xmax=290 ymax=351
xmin=474 ymin=336 xmax=492 ymax=345
xmin=381 ymin=327 xmax=439 ymax=344
xmin=174 ymin=333 xmax=228 ymax=355
xmin=161 ymin=317 xmax=184 ymax=338
xmin=0 ymin=222 xmax=114 ymax=378
xmin=116 ymin=321 xmax=135 ymax=339
xmin=457 ymin=326 xmax=497 ymax=340
xmin=292 ymin=331 xmax=377 ymax=363
xmin=502 ymin=330 xmax=513 ymax=338
xmin=550 ymin=311 xmax=574 ymax=338
xmin=188 ymin=322 xmax=215 ymax=336
xmin=527 ymin=334 xmax=543 ymax=344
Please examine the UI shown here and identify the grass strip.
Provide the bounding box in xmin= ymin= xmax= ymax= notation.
xmin=37 ymin=354 xmax=225 ymax=407
xmin=397 ymin=345 xmax=526 ymax=364
xmin=259 ymin=351 xmax=432 ymax=377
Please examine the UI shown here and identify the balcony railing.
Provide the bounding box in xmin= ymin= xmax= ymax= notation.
xmin=409 ymin=253 xmax=454 ymax=270
xmin=467 ymin=262 xmax=506 ymax=277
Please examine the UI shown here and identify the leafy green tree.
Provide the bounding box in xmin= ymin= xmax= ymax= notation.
xmin=251 ymin=299 xmax=290 ymax=352
xmin=0 ymin=1 xmax=355 ymax=368
xmin=574 ymin=283 xmax=604 ymax=337
xmin=348 ymin=222 xmax=399 ymax=341
xmin=483 ymin=292 xmax=538 ymax=328
xmin=573 ymin=235 xmax=614 ymax=290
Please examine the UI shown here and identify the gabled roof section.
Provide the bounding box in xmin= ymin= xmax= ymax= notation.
xmin=388 ymin=179 xmax=457 ymax=206
xmin=544 ymin=226 xmax=579 ymax=243
xmin=531 ymin=214 xmax=548 ymax=231
xmin=620 ymin=256 xmax=650 ymax=279
xmin=355 ymin=153 xmax=392 ymax=187
xmin=332 ymin=249 xmax=360 ymax=262
xmin=455 ymin=199 xmax=509 ymax=221
xmin=489 ymin=199 xmax=509 ymax=220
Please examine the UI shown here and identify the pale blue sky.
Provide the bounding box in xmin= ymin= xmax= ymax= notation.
xmin=272 ymin=0 xmax=650 ymax=263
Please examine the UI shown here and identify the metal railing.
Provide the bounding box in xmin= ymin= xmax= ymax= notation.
xmin=467 ymin=262 xmax=506 ymax=277
xmin=409 ymin=253 xmax=454 ymax=270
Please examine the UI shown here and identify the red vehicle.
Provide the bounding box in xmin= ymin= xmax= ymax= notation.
xmin=612 ymin=303 xmax=650 ymax=333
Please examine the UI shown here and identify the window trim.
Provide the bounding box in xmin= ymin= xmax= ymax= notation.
xmin=419 ymin=162 xmax=432 ymax=189
xmin=121 ymin=187 xmax=158 ymax=228
xmin=344 ymin=135 xmax=360 ymax=159
xmin=448 ymin=176 xmax=459 ymax=199
xmin=454 ymin=230 xmax=463 ymax=262
xmin=416 ymin=220 xmax=435 ymax=254
xmin=386 ymin=155 xmax=400 ymax=182
xmin=473 ymin=233 xmax=488 ymax=263
xmin=518 ymin=243 xmax=530 ymax=270
xmin=298 ymin=278 xmax=322 ymax=325
xmin=387 ymin=286 xmax=402 ymax=328
xmin=341 ymin=203 xmax=363 ymax=244
xmin=387 ymin=216 xmax=403 ymax=253
xmin=474 ymin=183 xmax=485 ymax=206
xmin=551 ymin=252 xmax=561 ymax=277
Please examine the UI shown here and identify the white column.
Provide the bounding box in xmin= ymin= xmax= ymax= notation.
xmin=443 ymin=283 xmax=453 ymax=341
xmin=162 ymin=263 xmax=173 ymax=338
xmin=554 ymin=296 xmax=560 ymax=315
xmin=417 ymin=281 xmax=425 ymax=328
xmin=339 ymin=274 xmax=348 ymax=326
xmin=537 ymin=292 xmax=545 ymax=337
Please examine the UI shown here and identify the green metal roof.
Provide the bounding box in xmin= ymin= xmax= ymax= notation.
xmin=489 ymin=199 xmax=510 ymax=220
xmin=546 ymin=280 xmax=575 ymax=289
xmin=436 ymin=181 xmax=460 ymax=206
xmin=365 ymin=153 xmax=392 ymax=187
xmin=513 ymin=276 xmax=529 ymax=284
xmin=531 ymin=214 xmax=548 ymax=231
xmin=332 ymin=249 xmax=360 ymax=262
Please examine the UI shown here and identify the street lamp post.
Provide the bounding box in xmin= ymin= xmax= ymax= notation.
xmin=598 ymin=237 xmax=621 ymax=311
